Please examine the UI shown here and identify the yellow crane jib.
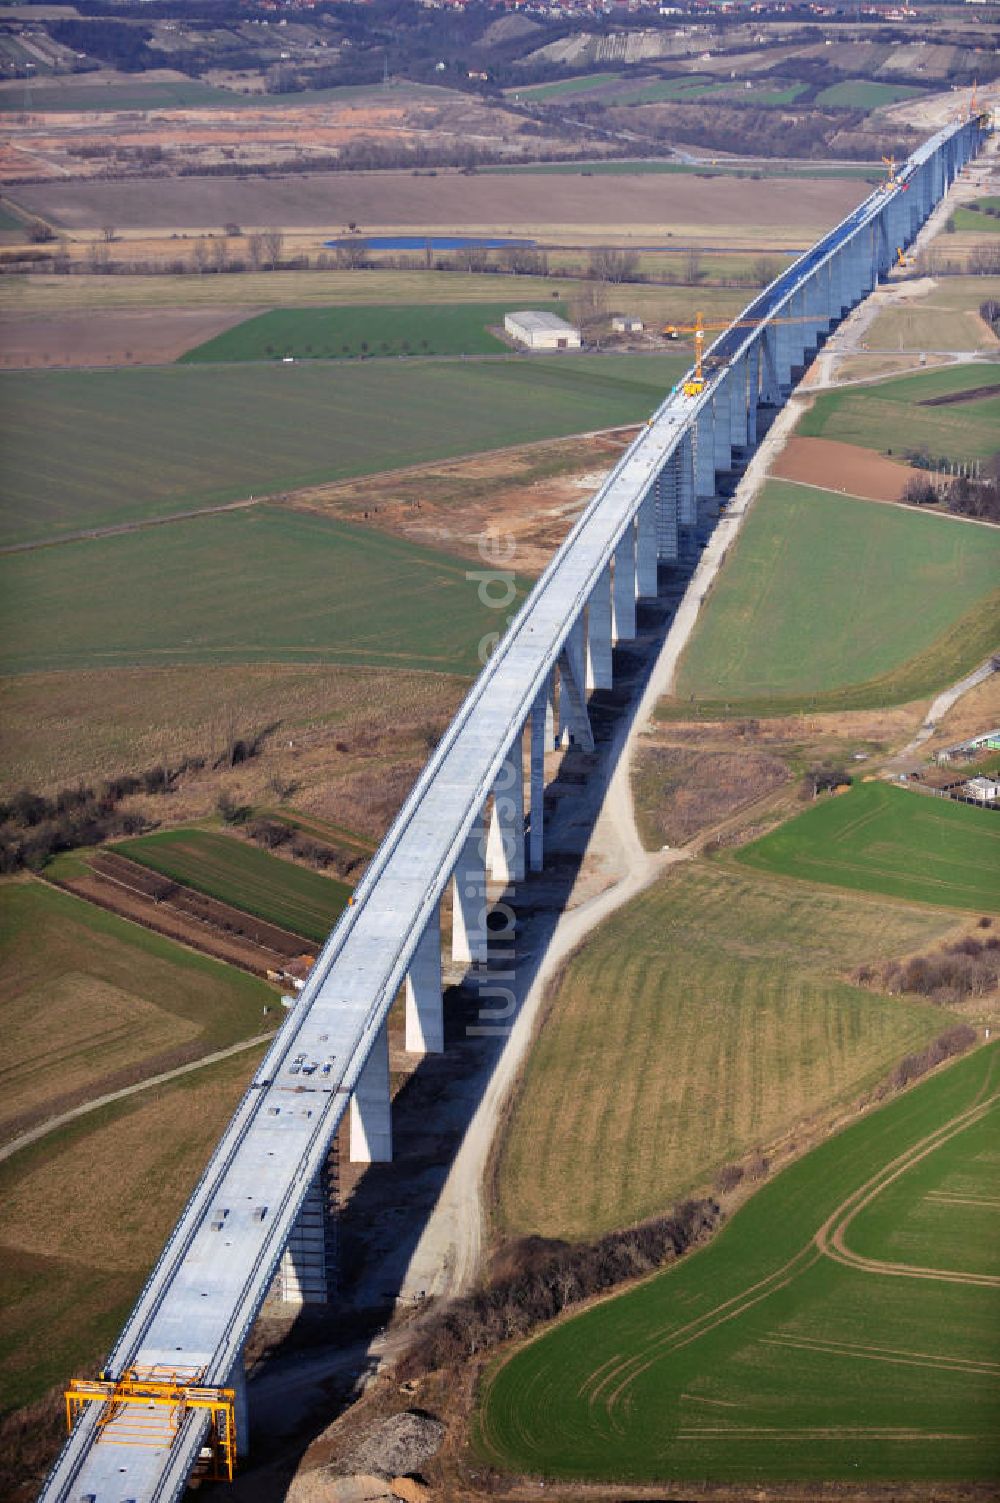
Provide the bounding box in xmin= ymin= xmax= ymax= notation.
xmin=64 ymin=1365 xmax=237 ymax=1483
xmin=662 ymin=310 xmax=820 ymax=398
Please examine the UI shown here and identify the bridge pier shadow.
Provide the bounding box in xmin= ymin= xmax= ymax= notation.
xmin=227 ymin=515 xmax=729 ymax=1492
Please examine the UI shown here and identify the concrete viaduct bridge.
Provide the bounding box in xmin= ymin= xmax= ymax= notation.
xmin=41 ymin=113 xmax=987 ymax=1503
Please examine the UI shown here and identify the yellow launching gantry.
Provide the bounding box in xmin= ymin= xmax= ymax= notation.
xmin=65 ymin=1364 xmax=237 ymax=1483
xmin=662 ymin=310 xmax=818 ymax=397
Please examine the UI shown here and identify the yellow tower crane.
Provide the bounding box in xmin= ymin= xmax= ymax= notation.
xmin=662 ymin=310 xmax=820 ymax=397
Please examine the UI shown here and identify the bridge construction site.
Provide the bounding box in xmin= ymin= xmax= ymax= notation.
xmin=38 ymin=109 xmax=990 ymax=1503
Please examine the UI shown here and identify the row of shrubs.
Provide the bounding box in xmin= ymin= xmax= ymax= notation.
xmin=398 ymin=1197 xmax=720 ymax=1379
xmin=0 ymin=765 xmax=202 ymax=874
xmin=901 ymin=472 xmax=1000 ymax=524
xmin=245 ymin=817 xmax=366 ymax=881
xmin=855 ymin=928 xmax=999 ymax=1006
xmin=884 ymin=1025 xmax=979 ymax=1094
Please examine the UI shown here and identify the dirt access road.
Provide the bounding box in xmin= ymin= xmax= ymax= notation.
xmin=395 ymin=388 xmax=806 ymax=1306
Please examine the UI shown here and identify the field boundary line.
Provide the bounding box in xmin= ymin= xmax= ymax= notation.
xmin=816 ymin=1071 xmax=1000 ymax=1287
xmin=0 ymin=1030 xmax=272 ymax=1166
xmin=0 ymin=496 xmax=262 ymax=556
xmin=768 ymin=475 xmax=1000 ymax=530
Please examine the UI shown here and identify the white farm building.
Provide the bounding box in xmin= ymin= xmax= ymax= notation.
xmin=504 ymin=310 xmax=581 ymax=350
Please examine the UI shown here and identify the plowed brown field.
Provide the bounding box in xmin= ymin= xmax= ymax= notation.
xmin=0 ymin=306 xmax=259 ymax=368
xmin=53 ymin=852 xmax=311 ymax=975
xmin=11 ymin=170 xmax=865 ymax=235
xmin=770 ymin=435 xmax=921 ymax=502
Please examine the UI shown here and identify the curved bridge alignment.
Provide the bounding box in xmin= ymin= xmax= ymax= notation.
xmin=39 ymin=114 xmax=987 ymax=1503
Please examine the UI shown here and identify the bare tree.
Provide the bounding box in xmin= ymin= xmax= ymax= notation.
xmin=101 ymin=224 xmax=117 ymax=244
xmin=88 ymin=240 xmax=111 ymax=274
xmin=569 ymin=279 xmax=610 ymax=346
xmin=246 ymin=231 xmax=265 ymax=272
xmin=261 ymin=226 xmax=283 ymax=271
xmin=191 ymin=237 xmax=210 ymax=274
xmin=210 ymin=236 xmax=228 ymax=273
xmin=588 ymin=247 xmax=639 ymax=284
xmin=683 ymin=246 xmax=704 ymax=284
xmin=750 ymin=254 xmax=780 ymax=287
xmin=334 ymin=237 xmax=369 ymax=270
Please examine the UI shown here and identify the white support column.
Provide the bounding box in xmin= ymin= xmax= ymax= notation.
xmin=729 ymin=355 xmax=748 ymax=450
xmin=486 ymin=736 xmax=525 ymax=885
xmin=655 ymin=457 xmax=679 ymax=563
xmin=744 ymin=343 xmax=760 ymax=444
xmin=713 ymin=376 xmax=732 ymax=473
xmin=612 ymin=526 xmax=636 ymax=642
xmin=278 ymin=1167 xmax=336 ymax=1304
xmin=529 ymin=687 xmax=547 ymax=873
xmin=557 ymin=615 xmax=595 ymax=752
xmin=694 ymin=403 xmax=716 ymax=498
xmin=558 ymin=614 xmax=586 ymax=744
xmin=788 ymin=288 xmax=808 ymax=371
xmin=585 ymin=564 xmax=613 ymax=689
xmin=350 ymin=1020 xmax=392 ymax=1163
xmin=452 ymin=808 xmax=487 ymax=964
xmin=543 ymin=668 xmax=555 ymax=750
xmin=636 ymin=492 xmax=658 ymax=599
xmin=229 ymin=1352 xmax=249 ymax=1458
xmin=760 ymin=324 xmax=782 ymax=407
xmin=832 ymin=249 xmax=847 ymax=315
xmin=405 ymin=906 xmax=443 ymax=1053
xmin=677 ymin=429 xmax=696 ymax=526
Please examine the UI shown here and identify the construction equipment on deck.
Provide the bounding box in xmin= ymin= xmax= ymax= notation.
xmin=662 ymin=310 xmax=818 ymax=396
xmin=880 ymin=154 xmax=907 ymax=192
xmin=64 ymin=1366 xmax=237 ymax=1483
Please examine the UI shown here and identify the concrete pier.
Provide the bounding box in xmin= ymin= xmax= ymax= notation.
xmin=487 ymin=739 xmax=526 ymax=884
xmin=612 ymin=526 xmax=637 ymax=641
xmin=586 ymin=564 xmax=614 ymax=691
xmin=349 ymin=1021 xmax=391 ymax=1163
xmin=405 ymin=907 xmax=443 ymax=1053
xmin=452 ymin=809 xmax=488 ymax=964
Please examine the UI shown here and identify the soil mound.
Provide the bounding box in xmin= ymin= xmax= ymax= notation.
xmin=338 ymin=1410 xmax=444 ymax=1479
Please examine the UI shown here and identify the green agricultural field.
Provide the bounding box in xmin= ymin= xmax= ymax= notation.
xmin=798 ymin=362 xmax=1000 ymax=462
xmin=0 ymin=1042 xmax=263 ymax=1425
xmin=953 ymin=196 xmax=1000 ymax=235
xmin=0 ymin=880 xmax=272 ymax=1143
xmin=815 ymin=79 xmax=924 ymax=108
xmin=180 ymin=302 xmax=559 ymax=364
xmin=0 ymin=79 xmax=236 ymax=111
xmin=736 ymin=781 xmax=1000 ymax=912
xmin=509 ymin=72 xmax=622 ymax=100
xmin=496 ymin=863 xmax=952 ymax=1242
xmin=614 ymin=77 xmax=807 ymax=108
xmin=115 ymin=828 xmax=350 ymax=944
xmin=478 ymin=1042 xmax=1000 ymax=1486
xmin=611 ymin=75 xmax=714 ymax=104
xmin=671 ymin=482 xmax=1000 ymax=716
xmin=0 ymin=79 xmax=237 ymax=112
xmin=0 ymin=504 xmax=519 ymax=676
xmin=0 ymin=353 xmax=687 ymax=546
